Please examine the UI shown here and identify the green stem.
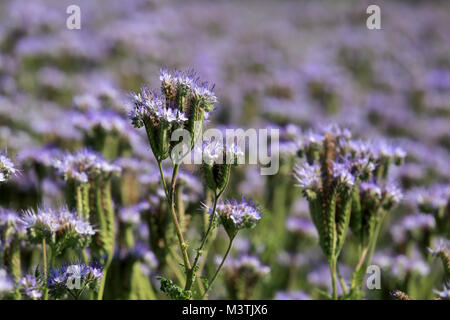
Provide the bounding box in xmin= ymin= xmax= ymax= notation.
xmin=329 ymin=257 xmax=338 ymax=300
xmin=336 ymin=264 xmax=348 ymax=296
xmin=42 ymin=238 xmax=48 ymax=300
xmin=157 ymin=161 xmax=191 ymax=273
xmin=202 ymin=237 xmax=234 ymax=300
xmin=186 ymin=192 xmax=221 ymax=291
xmin=96 ymin=180 xmax=115 ymax=300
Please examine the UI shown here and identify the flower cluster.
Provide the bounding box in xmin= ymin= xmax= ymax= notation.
xmin=130 ymin=69 xmax=217 ymax=161
xmin=20 ymin=207 xmax=95 ymax=254
xmin=211 ymin=198 xmax=262 ymax=239
xmin=53 ymin=149 xmax=121 ymax=184
xmin=47 ymin=262 xmax=103 ymax=299
xmin=0 ymin=152 xmax=17 ymax=182
xmin=19 ymin=274 xmax=44 ymax=300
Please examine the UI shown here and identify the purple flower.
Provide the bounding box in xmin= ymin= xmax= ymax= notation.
xmin=19 ymin=274 xmax=44 ymax=300
xmin=212 ymin=198 xmax=262 ymax=231
xmin=293 ymin=162 xmax=321 ymax=190
xmin=332 ymin=161 xmax=355 ymax=187
xmin=20 ymin=207 xmax=95 ymax=253
xmin=53 ymin=149 xmax=121 ymax=183
xmin=383 ymin=182 xmax=403 ymax=205
xmin=47 ymin=262 xmax=104 ymax=298
xmin=0 ymin=151 xmax=17 ymax=182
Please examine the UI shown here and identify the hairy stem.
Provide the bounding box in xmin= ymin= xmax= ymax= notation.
xmin=186 ymin=192 xmax=221 ymax=291
xmin=329 ymin=257 xmax=338 ymax=300
xmin=202 ymin=237 xmax=234 ymax=300
xmin=157 ymin=161 xmax=191 ymax=274
xmin=42 ymin=238 xmax=48 ymax=300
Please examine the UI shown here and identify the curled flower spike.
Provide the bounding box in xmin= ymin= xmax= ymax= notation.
xmin=20 ymin=207 xmax=95 ymax=255
xmin=210 ymin=198 xmax=262 ymax=239
xmin=0 ymin=151 xmax=18 ymax=182
xmin=47 ymin=262 xmax=103 ymax=299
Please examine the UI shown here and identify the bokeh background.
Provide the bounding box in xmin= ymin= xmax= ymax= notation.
xmin=0 ymin=0 xmax=449 ymax=299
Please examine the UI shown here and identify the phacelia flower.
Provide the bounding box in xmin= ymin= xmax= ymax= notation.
xmin=19 ymin=274 xmax=44 ymax=300
xmin=130 ymin=69 xmax=217 ymax=161
xmin=332 ymin=161 xmax=355 ymax=188
xmin=20 ymin=207 xmax=95 ymax=254
xmin=382 ymin=182 xmax=403 ymax=208
xmin=293 ymin=162 xmax=321 ymax=190
xmin=47 ymin=262 xmax=103 ymax=298
xmin=211 ymin=198 xmax=262 ymax=238
xmin=0 ymin=151 xmax=17 ymax=182
xmin=53 ymin=149 xmax=121 ymax=183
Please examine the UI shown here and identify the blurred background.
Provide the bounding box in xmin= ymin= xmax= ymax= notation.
xmin=0 ymin=0 xmax=449 ymax=299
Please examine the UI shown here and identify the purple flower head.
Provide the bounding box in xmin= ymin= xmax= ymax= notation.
xmin=53 ymin=149 xmax=121 ymax=183
xmin=383 ymin=182 xmax=403 ymax=205
xmin=332 ymin=161 xmax=355 ymax=187
xmin=360 ymin=181 xmax=383 ymax=200
xmin=19 ymin=274 xmax=44 ymax=300
xmin=20 ymin=207 xmax=95 ymax=253
xmin=47 ymin=262 xmax=103 ymax=298
xmin=209 ymin=198 xmax=262 ymax=237
xmin=129 ymin=86 xmax=188 ymax=127
xmin=294 ymin=162 xmax=321 ymax=189
xmin=0 ymin=151 xmax=18 ymax=182
xmin=427 ymin=238 xmax=449 ymax=256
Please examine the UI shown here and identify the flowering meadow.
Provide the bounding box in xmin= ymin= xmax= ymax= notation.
xmin=0 ymin=0 xmax=449 ymax=301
